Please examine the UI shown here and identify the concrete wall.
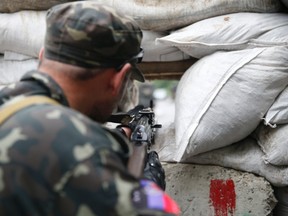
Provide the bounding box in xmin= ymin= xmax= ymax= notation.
xmin=164 ymin=163 xmax=276 ymax=216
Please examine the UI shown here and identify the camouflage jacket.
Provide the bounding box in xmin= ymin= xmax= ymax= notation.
xmin=0 ymin=71 xmax=179 ymax=216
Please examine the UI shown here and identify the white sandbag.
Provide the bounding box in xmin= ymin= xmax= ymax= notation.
xmin=253 ymin=123 xmax=288 ymax=166
xmin=174 ymin=46 xmax=288 ymax=162
xmin=186 ymin=137 xmax=288 ymax=187
xmin=0 ymin=11 xmax=46 ymax=57
xmin=249 ymin=25 xmax=288 ymax=47
xmin=0 ymin=0 xmax=72 ymax=13
xmin=155 ymin=123 xmax=288 ymax=187
xmin=141 ymin=31 xmax=190 ymax=62
xmin=0 ymin=11 xmax=188 ymax=62
xmin=264 ymin=86 xmax=288 ymax=125
xmin=91 ymin=0 xmax=283 ymax=31
xmin=0 ymin=56 xmax=38 ymax=85
xmin=156 ymin=13 xmax=288 ymax=58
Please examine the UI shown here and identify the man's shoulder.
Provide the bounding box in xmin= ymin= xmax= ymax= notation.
xmin=13 ymin=103 xmax=106 ymax=136
xmin=0 ymin=101 xmax=120 ymax=165
xmin=0 ymin=101 xmax=110 ymax=145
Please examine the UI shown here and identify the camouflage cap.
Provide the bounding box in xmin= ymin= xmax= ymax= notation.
xmin=44 ymin=1 xmax=145 ymax=82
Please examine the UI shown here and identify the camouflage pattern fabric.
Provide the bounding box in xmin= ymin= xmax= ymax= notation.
xmin=0 ymin=70 xmax=179 ymax=216
xmin=45 ymin=1 xmax=145 ymax=82
xmin=0 ymin=71 xmax=69 ymax=107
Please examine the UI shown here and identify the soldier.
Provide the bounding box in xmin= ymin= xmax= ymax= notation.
xmin=0 ymin=1 xmax=179 ymax=216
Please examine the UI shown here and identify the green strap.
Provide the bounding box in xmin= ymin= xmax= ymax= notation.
xmin=0 ymin=95 xmax=60 ymax=124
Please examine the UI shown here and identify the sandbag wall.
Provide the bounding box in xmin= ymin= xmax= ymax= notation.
xmin=0 ymin=3 xmax=192 ymax=86
xmin=0 ymin=0 xmax=285 ymax=85
xmin=1 ymin=0 xmax=288 ymax=215
xmin=155 ymin=6 xmax=288 ymax=186
xmin=151 ymin=1 xmax=288 ymax=215
xmin=0 ymin=0 xmax=285 ymax=100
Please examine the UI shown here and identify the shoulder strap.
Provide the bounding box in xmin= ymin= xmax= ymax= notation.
xmin=0 ymin=95 xmax=60 ymax=125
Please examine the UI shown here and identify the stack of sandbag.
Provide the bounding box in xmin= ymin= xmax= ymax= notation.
xmin=91 ymin=0 xmax=284 ymax=31
xmin=0 ymin=0 xmax=76 ymax=85
xmin=156 ymin=125 xmax=288 ymax=186
xmin=0 ymin=3 xmax=185 ymax=111
xmin=0 ymin=5 xmax=191 ymax=86
xmin=0 ymin=10 xmax=46 ymax=86
xmin=253 ymin=86 xmax=288 ymax=166
xmin=0 ymin=0 xmax=284 ymax=85
xmin=154 ymin=9 xmax=288 ymax=189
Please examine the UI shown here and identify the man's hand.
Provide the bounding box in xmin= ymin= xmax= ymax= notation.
xmin=114 ymin=105 xmax=145 ymax=137
xmin=116 ymin=125 xmax=132 ymax=138
xmin=143 ymin=151 xmax=166 ymax=190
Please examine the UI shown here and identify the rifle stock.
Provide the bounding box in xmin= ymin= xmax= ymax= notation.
xmin=127 ymin=143 xmax=147 ymax=178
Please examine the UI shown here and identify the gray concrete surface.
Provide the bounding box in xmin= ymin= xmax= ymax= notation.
xmin=163 ymin=163 xmax=276 ymax=216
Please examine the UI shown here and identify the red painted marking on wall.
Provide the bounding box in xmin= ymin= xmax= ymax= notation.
xmin=209 ymin=179 xmax=236 ymax=216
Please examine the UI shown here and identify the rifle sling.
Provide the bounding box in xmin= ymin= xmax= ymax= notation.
xmin=0 ymin=95 xmax=60 ymax=125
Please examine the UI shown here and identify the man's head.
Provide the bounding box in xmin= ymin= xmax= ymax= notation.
xmin=39 ymin=1 xmax=145 ymax=122
xmin=44 ymin=1 xmax=145 ymax=82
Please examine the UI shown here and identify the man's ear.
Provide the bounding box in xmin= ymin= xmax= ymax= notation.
xmin=38 ymin=47 xmax=44 ymax=60
xmin=110 ymin=63 xmax=131 ymax=95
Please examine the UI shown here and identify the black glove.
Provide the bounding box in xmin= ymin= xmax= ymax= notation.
xmin=127 ymin=105 xmax=145 ymax=116
xmin=143 ymin=151 xmax=166 ymax=190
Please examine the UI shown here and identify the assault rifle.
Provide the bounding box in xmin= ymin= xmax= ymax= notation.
xmin=108 ymin=102 xmax=162 ymax=178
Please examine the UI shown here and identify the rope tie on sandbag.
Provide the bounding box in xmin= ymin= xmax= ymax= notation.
xmin=262 ymin=118 xmax=277 ymax=128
